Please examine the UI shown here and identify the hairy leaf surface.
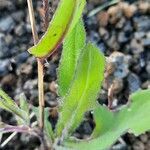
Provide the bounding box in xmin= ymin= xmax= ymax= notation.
xmin=0 ymin=89 xmax=28 ymax=122
xmin=56 ymin=43 xmax=105 ymax=137
xmin=28 ymin=0 xmax=86 ymax=58
xmin=64 ymin=89 xmax=150 ymax=150
xmin=58 ymin=20 xmax=86 ymax=96
xmin=19 ymin=93 xmax=30 ymax=125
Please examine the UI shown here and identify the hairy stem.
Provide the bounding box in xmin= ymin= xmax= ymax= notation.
xmin=37 ymin=58 xmax=45 ymax=130
xmin=27 ymin=0 xmax=45 ymax=131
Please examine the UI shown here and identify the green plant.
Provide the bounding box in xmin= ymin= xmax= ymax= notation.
xmin=0 ymin=0 xmax=150 ymax=149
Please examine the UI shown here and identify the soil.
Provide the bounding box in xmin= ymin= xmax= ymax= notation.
xmin=0 ymin=0 xmax=150 ymax=150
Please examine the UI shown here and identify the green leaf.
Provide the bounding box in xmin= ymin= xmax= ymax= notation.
xmin=64 ymin=89 xmax=150 ymax=150
xmin=28 ymin=0 xmax=86 ymax=58
xmin=92 ymin=105 xmax=114 ymax=137
xmin=0 ymin=89 xmax=18 ymax=107
xmin=58 ymin=19 xmax=86 ymax=97
xmin=19 ymin=93 xmax=29 ymax=115
xmin=119 ymin=89 xmax=150 ymax=135
xmin=32 ymin=106 xmax=54 ymax=140
xmin=19 ymin=93 xmax=30 ymax=125
xmin=56 ymin=43 xmax=105 ymax=137
xmin=44 ymin=109 xmax=54 ymax=141
xmin=0 ymin=89 xmax=28 ymax=122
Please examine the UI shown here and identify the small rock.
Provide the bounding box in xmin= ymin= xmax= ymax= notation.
xmin=140 ymin=134 xmax=148 ymax=143
xmin=14 ymin=52 xmax=29 ymax=65
xmin=99 ymin=27 xmax=109 ymax=40
xmin=0 ymin=59 xmax=11 ymax=76
xmin=105 ymin=60 xmax=116 ymax=77
xmin=23 ymin=79 xmax=37 ymax=91
xmin=146 ymin=61 xmax=150 ymax=75
xmin=118 ymin=32 xmax=129 ymax=44
xmin=145 ymin=140 xmax=150 ymax=150
xmin=134 ymin=16 xmax=150 ymax=32
xmin=99 ymin=89 xmax=108 ymax=102
xmin=133 ymin=140 xmax=145 ymax=150
xmin=1 ymin=74 xmax=17 ymax=87
xmin=134 ymin=32 xmax=145 ymax=40
xmin=107 ymin=35 xmax=120 ymax=50
xmin=17 ymin=63 xmax=32 ymax=75
xmin=45 ymin=63 xmax=57 ymax=81
xmin=0 ymin=33 xmax=9 ymax=58
xmin=130 ymin=39 xmax=144 ymax=54
xmin=116 ymin=17 xmax=126 ymax=29
xmin=138 ymin=2 xmax=150 ymax=14
xmin=142 ymin=38 xmax=150 ymax=47
xmin=108 ymin=6 xmax=121 ymax=24
xmin=98 ymin=42 xmax=106 ymax=53
xmin=111 ymin=78 xmax=123 ymax=94
xmin=127 ymin=73 xmax=141 ymax=93
xmin=0 ymin=0 xmax=13 ymax=10
xmin=86 ymin=16 xmax=97 ymax=31
xmin=82 ymin=122 xmax=92 ymax=135
xmin=5 ymin=34 xmax=13 ymax=45
xmin=112 ymin=139 xmax=127 ymax=150
xmin=89 ymin=30 xmax=100 ymax=43
xmin=45 ymin=92 xmax=57 ymax=107
xmin=142 ymin=81 xmax=150 ymax=89
xmin=0 ymin=16 xmax=15 ymax=32
xmin=97 ymin=11 xmax=109 ymax=27
xmin=49 ymin=81 xmax=58 ymax=93
xmin=29 ymin=90 xmax=38 ymax=106
xmin=123 ymin=21 xmax=133 ymax=34
xmin=122 ymin=4 xmax=137 ymax=18
xmin=12 ymin=11 xmax=24 ymax=22
xmin=15 ymin=23 xmax=26 ymax=36
xmin=108 ymin=52 xmax=130 ymax=78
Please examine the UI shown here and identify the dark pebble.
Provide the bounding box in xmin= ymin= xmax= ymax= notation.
xmin=142 ymin=38 xmax=150 ymax=47
xmin=0 ymin=59 xmax=11 ymax=76
xmin=45 ymin=92 xmax=57 ymax=107
xmin=118 ymin=32 xmax=129 ymax=44
xmin=0 ymin=16 xmax=15 ymax=32
xmin=127 ymin=73 xmax=141 ymax=93
xmin=11 ymin=11 xmax=24 ymax=22
xmin=134 ymin=16 xmax=150 ymax=32
xmin=0 ymin=33 xmax=9 ymax=58
xmin=45 ymin=63 xmax=57 ymax=81
xmin=14 ymin=51 xmax=29 ymax=65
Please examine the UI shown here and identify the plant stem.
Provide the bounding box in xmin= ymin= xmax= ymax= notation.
xmin=37 ymin=58 xmax=45 ymax=130
xmin=42 ymin=0 xmax=49 ymax=31
xmin=27 ymin=0 xmax=38 ymax=44
xmin=27 ymin=0 xmax=45 ymax=131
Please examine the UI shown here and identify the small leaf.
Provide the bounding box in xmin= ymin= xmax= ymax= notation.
xmin=44 ymin=109 xmax=54 ymax=141
xmin=58 ymin=19 xmax=86 ymax=97
xmin=19 ymin=93 xmax=29 ymax=115
xmin=19 ymin=93 xmax=30 ymax=125
xmin=28 ymin=0 xmax=86 ymax=58
xmin=0 ymin=89 xmax=28 ymax=122
xmin=32 ymin=106 xmax=54 ymax=140
xmin=64 ymin=89 xmax=150 ymax=150
xmin=0 ymin=89 xmax=17 ymax=107
xmin=56 ymin=43 xmax=105 ymax=137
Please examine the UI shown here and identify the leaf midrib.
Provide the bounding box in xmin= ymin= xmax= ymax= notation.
xmin=64 ymin=48 xmax=92 ymax=134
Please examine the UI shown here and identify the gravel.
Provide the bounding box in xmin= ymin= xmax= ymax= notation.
xmin=0 ymin=16 xmax=15 ymax=32
xmin=0 ymin=0 xmax=149 ymax=149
